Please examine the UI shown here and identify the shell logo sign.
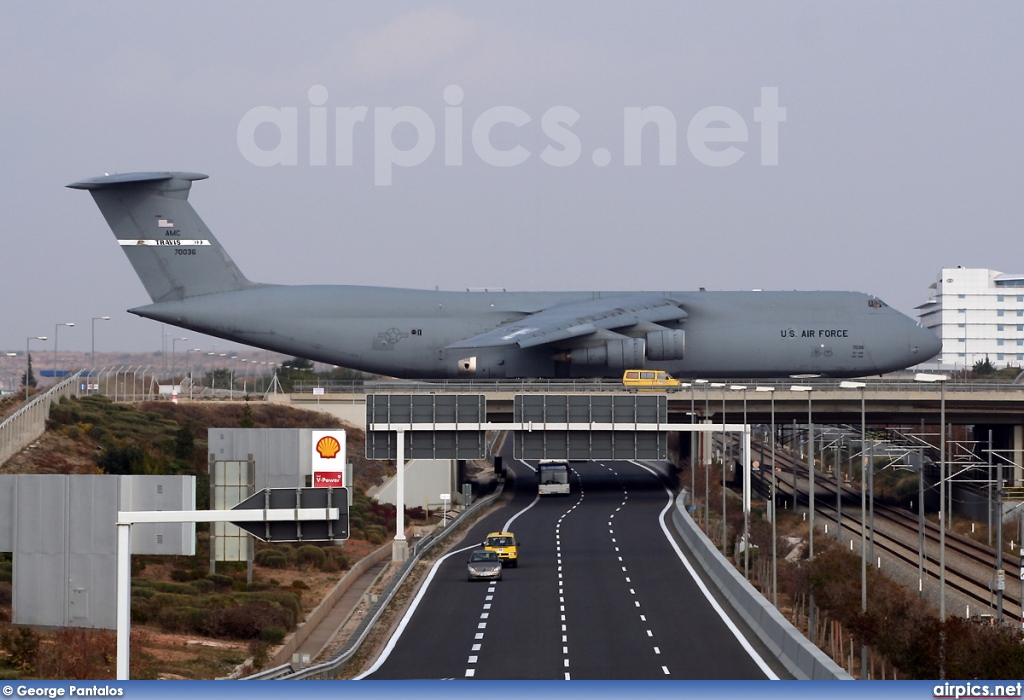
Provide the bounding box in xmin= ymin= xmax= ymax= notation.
xmin=316 ymin=435 xmax=342 ymax=459
xmin=311 ymin=430 xmax=346 ymax=488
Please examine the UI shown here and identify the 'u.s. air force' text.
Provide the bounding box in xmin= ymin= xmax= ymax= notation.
xmin=780 ymin=329 xmax=849 ymax=338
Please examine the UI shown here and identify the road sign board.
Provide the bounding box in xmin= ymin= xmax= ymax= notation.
xmin=231 ymin=487 xmax=349 ymax=541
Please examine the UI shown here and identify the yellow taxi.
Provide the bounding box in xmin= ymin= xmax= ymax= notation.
xmin=622 ymin=369 xmax=682 ymax=391
xmin=482 ymin=531 xmax=519 ymax=568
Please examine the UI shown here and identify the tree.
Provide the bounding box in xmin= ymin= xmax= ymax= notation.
xmin=20 ymin=353 xmax=37 ymax=388
xmin=973 ymin=355 xmax=996 ymax=376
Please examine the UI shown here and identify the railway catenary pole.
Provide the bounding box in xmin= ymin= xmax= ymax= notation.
xmin=721 ymin=388 xmax=728 ymax=556
xmin=838 ymin=379 xmax=868 ymax=678
xmin=756 ymin=385 xmax=777 ymax=606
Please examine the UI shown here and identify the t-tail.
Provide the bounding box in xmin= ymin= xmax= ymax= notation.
xmin=67 ymin=172 xmax=255 ymax=302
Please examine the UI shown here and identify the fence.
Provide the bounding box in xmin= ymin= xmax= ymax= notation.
xmin=0 ymin=372 xmax=83 ymax=467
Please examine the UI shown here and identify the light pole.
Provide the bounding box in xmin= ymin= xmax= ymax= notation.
xmin=756 ymin=385 xmax=776 ymax=605
xmin=916 ymin=372 xmax=949 ymax=622
xmin=694 ymin=379 xmax=710 ymax=531
xmin=840 ymin=379 xmax=867 ymax=674
xmin=731 ymin=385 xmax=749 ymax=578
xmin=53 ymin=322 xmax=74 ymax=381
xmin=792 ymin=384 xmax=814 ymax=642
xmin=184 ymin=349 xmax=201 ymax=399
xmin=712 ymin=382 xmax=727 ymax=554
xmin=91 ymin=316 xmax=110 ymax=369
xmin=170 ymin=337 xmax=187 ymax=386
xmin=25 ymin=336 xmax=46 ymax=402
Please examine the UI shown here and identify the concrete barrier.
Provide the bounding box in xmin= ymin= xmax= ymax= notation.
xmin=269 ymin=542 xmax=392 ymax=667
xmin=671 ymin=494 xmax=853 ymax=680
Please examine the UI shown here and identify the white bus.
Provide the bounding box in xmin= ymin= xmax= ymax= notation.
xmin=538 ymin=459 xmax=571 ymax=495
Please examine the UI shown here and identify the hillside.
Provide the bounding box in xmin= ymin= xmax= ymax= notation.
xmin=0 ymin=395 xmax=394 ymax=491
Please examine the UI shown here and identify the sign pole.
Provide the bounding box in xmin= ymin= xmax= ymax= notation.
xmin=393 ymin=428 xmax=408 ymax=562
xmin=116 ymin=522 xmax=132 ymax=680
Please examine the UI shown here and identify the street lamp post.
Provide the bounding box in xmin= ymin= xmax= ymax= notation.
xmin=170 ymin=337 xmax=188 ymax=386
xmin=792 ymin=385 xmax=814 ymax=642
xmin=840 ymin=380 xmax=867 ymax=675
xmin=731 ymin=385 xmax=749 ymax=578
xmin=694 ymin=379 xmax=710 ymax=531
xmin=712 ymin=382 xmax=727 ymax=554
xmin=756 ymin=386 xmax=777 ymax=605
xmin=53 ymin=322 xmax=74 ymax=381
xmin=916 ymin=372 xmax=949 ymax=622
xmin=91 ymin=316 xmax=110 ymax=369
xmin=184 ymin=349 xmax=201 ymax=399
xmin=25 ymin=336 xmax=46 ymax=402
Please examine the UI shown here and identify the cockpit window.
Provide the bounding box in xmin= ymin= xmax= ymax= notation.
xmin=867 ymin=298 xmax=888 ymax=308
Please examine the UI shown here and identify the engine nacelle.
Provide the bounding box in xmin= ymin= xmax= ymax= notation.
xmin=567 ymin=338 xmax=646 ymax=368
xmin=646 ymin=329 xmax=685 ymax=361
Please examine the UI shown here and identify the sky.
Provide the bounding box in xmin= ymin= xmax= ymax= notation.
xmin=1 ymin=2 xmax=1022 ymax=356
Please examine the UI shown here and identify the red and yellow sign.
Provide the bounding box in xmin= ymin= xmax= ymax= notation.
xmin=311 ymin=430 xmax=346 ymax=488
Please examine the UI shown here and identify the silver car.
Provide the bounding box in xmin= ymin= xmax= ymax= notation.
xmin=467 ymin=549 xmax=502 ymax=582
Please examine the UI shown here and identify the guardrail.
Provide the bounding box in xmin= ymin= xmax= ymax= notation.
xmin=0 ymin=372 xmax=83 ymax=467
xmin=246 ymin=478 xmax=506 ymax=680
xmin=294 ymin=377 xmax=1024 ymax=396
xmin=671 ymin=492 xmax=852 ymax=680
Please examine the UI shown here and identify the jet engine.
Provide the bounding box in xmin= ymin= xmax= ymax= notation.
xmin=645 ymin=329 xmax=685 ymax=361
xmin=562 ymin=337 xmax=646 ymax=368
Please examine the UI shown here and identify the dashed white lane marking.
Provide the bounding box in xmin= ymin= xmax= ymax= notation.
xmin=603 ymin=465 xmax=671 ymax=678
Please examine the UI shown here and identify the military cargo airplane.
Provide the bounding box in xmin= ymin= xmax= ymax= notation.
xmin=69 ymin=172 xmax=941 ymax=379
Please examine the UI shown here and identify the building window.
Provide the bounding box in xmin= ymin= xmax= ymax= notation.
xmin=958 ymin=294 xmax=966 ymax=299
xmin=1018 ymin=325 xmax=1023 ymax=332
xmin=998 ymin=295 xmax=1005 ymax=302
xmin=998 ymin=339 xmax=1004 ymax=346
xmin=1018 ymin=339 xmax=1023 ymax=346
xmin=958 ymin=352 xmax=966 ymax=357
xmin=998 ymin=310 xmax=1005 ymax=317
xmin=1018 ymin=310 xmax=1023 ymax=317
xmin=998 ymin=353 xmax=1005 ymax=360
xmin=958 ymin=323 xmax=966 ymax=328
xmin=959 ymin=308 xmax=966 ymax=313
xmin=1018 ymin=295 xmax=1023 ymax=302
xmin=958 ymin=338 xmax=965 ymax=343
xmin=998 ymin=324 xmax=1004 ymax=331
xmin=1018 ymin=354 xmax=1023 ymax=361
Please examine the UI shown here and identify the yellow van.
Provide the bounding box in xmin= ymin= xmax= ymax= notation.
xmin=483 ymin=531 xmax=519 ymax=568
xmin=622 ymin=369 xmax=682 ymax=391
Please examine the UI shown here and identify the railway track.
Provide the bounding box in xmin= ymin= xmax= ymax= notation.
xmin=713 ymin=435 xmax=1022 ymax=620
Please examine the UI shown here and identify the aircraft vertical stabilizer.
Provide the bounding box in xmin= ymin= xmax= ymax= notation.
xmin=67 ymin=172 xmax=254 ymax=303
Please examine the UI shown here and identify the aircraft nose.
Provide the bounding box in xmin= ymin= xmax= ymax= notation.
xmin=911 ymin=325 xmax=942 ymax=362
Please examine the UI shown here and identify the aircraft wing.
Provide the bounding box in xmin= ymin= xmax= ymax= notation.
xmin=447 ymin=295 xmax=687 ymax=349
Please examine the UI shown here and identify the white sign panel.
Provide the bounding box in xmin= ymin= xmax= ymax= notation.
xmin=311 ymin=429 xmax=346 ymax=488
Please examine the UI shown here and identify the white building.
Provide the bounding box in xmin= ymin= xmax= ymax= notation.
xmin=916 ymin=267 xmax=1024 ymax=370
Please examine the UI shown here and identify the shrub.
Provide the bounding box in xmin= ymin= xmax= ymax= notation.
xmin=254 ymin=550 xmax=288 ymax=569
xmin=295 ymin=545 xmax=326 ymax=570
xmin=202 ymin=603 xmax=290 ymax=640
xmin=261 ymin=626 xmax=286 ymax=644
xmin=290 ymin=579 xmax=309 ymax=590
xmin=170 ymin=569 xmax=191 ymax=582
xmin=0 ymin=626 xmax=39 ymax=672
xmin=156 ymin=606 xmax=206 ymax=634
xmin=206 ymin=573 xmax=234 ymax=590
xmin=188 ymin=579 xmax=214 ymax=594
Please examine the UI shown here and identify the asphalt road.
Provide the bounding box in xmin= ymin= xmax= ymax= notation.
xmin=361 ymin=458 xmax=777 ymax=680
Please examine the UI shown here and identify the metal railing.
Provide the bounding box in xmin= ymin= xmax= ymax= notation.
xmin=292 ymin=377 xmax=1024 ymax=396
xmin=0 ymin=372 xmax=83 ymax=466
xmin=247 ymin=478 xmax=506 ymax=680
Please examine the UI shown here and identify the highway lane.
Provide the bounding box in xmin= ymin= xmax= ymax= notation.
xmin=361 ymin=458 xmax=777 ymax=680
